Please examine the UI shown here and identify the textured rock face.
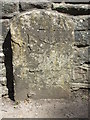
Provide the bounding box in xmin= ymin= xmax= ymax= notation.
xmin=19 ymin=0 xmax=52 ymax=11
xmin=10 ymin=10 xmax=74 ymax=100
xmin=52 ymin=3 xmax=90 ymax=15
xmin=0 ymin=19 xmax=10 ymax=97
xmin=74 ymin=31 xmax=90 ymax=46
xmin=51 ymin=0 xmax=90 ymax=2
xmin=71 ymin=15 xmax=90 ymax=89
xmin=0 ymin=0 xmax=19 ymax=18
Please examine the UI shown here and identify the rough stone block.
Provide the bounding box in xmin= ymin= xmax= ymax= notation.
xmin=73 ymin=47 xmax=90 ymax=66
xmin=70 ymin=83 xmax=89 ymax=90
xmin=0 ymin=50 xmax=4 ymax=63
xmin=10 ymin=10 xmax=74 ymax=100
xmin=0 ymin=19 xmax=10 ymax=97
xmin=0 ymin=0 xmax=19 ymax=18
xmin=74 ymin=31 xmax=90 ymax=46
xmin=0 ymin=19 xmax=10 ymax=40
xmin=52 ymin=3 xmax=90 ymax=30
xmin=0 ymin=19 xmax=9 ymax=81
xmin=2 ymin=85 xmax=8 ymax=96
xmin=0 ymin=62 xmax=6 ymax=84
xmin=72 ymin=65 xmax=88 ymax=84
xmin=19 ymin=0 xmax=52 ymax=11
xmin=51 ymin=0 xmax=90 ymax=2
xmin=52 ymin=3 xmax=90 ymax=16
xmin=72 ymin=15 xmax=90 ymax=30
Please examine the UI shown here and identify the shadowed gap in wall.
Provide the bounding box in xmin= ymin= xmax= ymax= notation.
xmin=2 ymin=30 xmax=15 ymax=101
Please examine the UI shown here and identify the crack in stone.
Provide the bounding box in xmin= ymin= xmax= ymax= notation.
xmin=11 ymin=40 xmax=22 ymax=47
xmin=27 ymin=34 xmax=32 ymax=52
xmin=75 ymin=29 xmax=90 ymax=31
xmin=74 ymin=44 xmax=90 ymax=48
xmin=29 ymin=70 xmax=43 ymax=73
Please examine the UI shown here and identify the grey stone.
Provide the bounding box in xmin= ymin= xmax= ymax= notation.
xmin=0 ymin=1 xmax=19 ymax=18
xmin=72 ymin=46 xmax=89 ymax=86
xmin=73 ymin=47 xmax=90 ymax=66
xmin=0 ymin=62 xmax=6 ymax=85
xmin=0 ymin=19 xmax=10 ymax=40
xmin=74 ymin=31 xmax=90 ymax=46
xmin=52 ymin=3 xmax=90 ymax=30
xmin=0 ymin=19 xmax=9 ymax=82
xmin=52 ymin=3 xmax=90 ymax=15
xmin=19 ymin=0 xmax=52 ymax=11
xmin=10 ymin=10 xmax=74 ymax=100
xmin=0 ymin=20 xmax=10 ymax=96
xmin=72 ymin=65 xmax=88 ymax=84
xmin=70 ymin=83 xmax=89 ymax=90
xmin=2 ymin=85 xmax=8 ymax=96
xmin=71 ymin=15 xmax=90 ymax=30
xmin=51 ymin=0 xmax=90 ymax=2
xmin=0 ymin=78 xmax=7 ymax=86
xmin=0 ymin=67 xmax=6 ymax=76
xmin=0 ymin=55 xmax=4 ymax=63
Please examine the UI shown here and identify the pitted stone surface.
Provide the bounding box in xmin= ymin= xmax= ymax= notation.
xmin=71 ymin=15 xmax=90 ymax=30
xmin=10 ymin=10 xmax=74 ymax=100
xmin=74 ymin=31 xmax=90 ymax=46
xmin=19 ymin=0 xmax=52 ymax=11
xmin=0 ymin=0 xmax=19 ymax=18
xmin=52 ymin=3 xmax=90 ymax=16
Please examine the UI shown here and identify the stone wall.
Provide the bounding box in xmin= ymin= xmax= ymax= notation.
xmin=0 ymin=0 xmax=90 ymax=101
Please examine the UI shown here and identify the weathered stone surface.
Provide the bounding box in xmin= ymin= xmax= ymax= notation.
xmin=52 ymin=3 xmax=90 ymax=15
xmin=10 ymin=10 xmax=74 ymax=100
xmin=71 ymin=15 xmax=90 ymax=30
xmin=0 ymin=19 xmax=10 ymax=40
xmin=70 ymin=83 xmax=89 ymax=90
xmin=19 ymin=0 xmax=52 ymax=11
xmin=73 ymin=47 xmax=90 ymax=66
xmin=0 ymin=48 xmax=4 ymax=63
xmin=0 ymin=84 xmax=2 ymax=104
xmin=0 ymin=38 xmax=6 ymax=86
xmin=72 ymin=65 xmax=89 ymax=84
xmin=0 ymin=19 xmax=9 ymax=79
xmin=2 ymin=85 xmax=8 ymax=97
xmin=72 ymin=46 xmax=90 ymax=85
xmin=0 ymin=61 xmax=6 ymax=86
xmin=51 ymin=0 xmax=90 ymax=2
xmin=0 ymin=19 xmax=10 ymax=97
xmin=52 ymin=3 xmax=90 ymax=30
xmin=0 ymin=0 xmax=19 ymax=18
xmin=74 ymin=31 xmax=90 ymax=46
